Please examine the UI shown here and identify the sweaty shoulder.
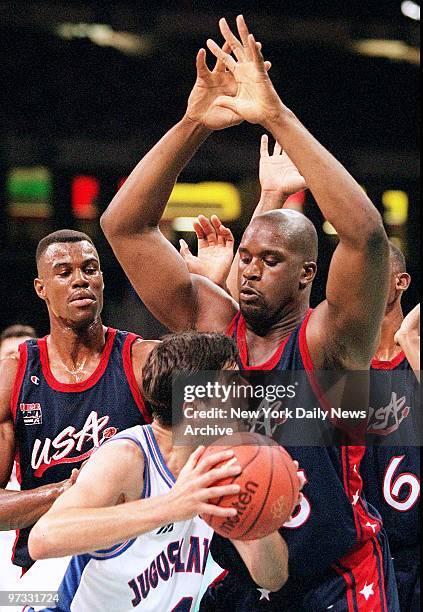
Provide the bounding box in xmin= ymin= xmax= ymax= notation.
xmin=131 ymin=339 xmax=161 ymax=366
xmin=0 ymin=356 xmax=20 ymax=422
xmin=100 ymin=435 xmax=145 ymax=463
xmin=192 ymin=274 xmax=238 ymax=333
xmin=95 ymin=435 xmax=145 ymax=502
xmin=131 ymin=339 xmax=161 ymax=391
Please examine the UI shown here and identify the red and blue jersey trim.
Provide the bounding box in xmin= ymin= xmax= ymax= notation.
xmin=333 ymin=533 xmax=390 ymax=612
xmin=227 ymin=309 xmax=312 ymax=371
xmin=371 ymin=351 xmax=407 ymax=370
xmin=122 ymin=333 xmax=151 ymax=423
xmin=37 ymin=328 xmax=116 ymax=392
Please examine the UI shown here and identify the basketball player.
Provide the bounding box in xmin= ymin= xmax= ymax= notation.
xmin=28 ymin=332 xmax=290 ymax=611
xmin=361 ymin=244 xmax=420 ymax=611
xmin=0 ymin=324 xmax=37 ymax=359
xmin=100 ymin=15 xmax=397 ymax=610
xmin=187 ymin=236 xmax=421 ymax=610
xmin=186 ymin=167 xmax=421 ymax=612
xmin=0 ymin=229 xmax=157 ymax=573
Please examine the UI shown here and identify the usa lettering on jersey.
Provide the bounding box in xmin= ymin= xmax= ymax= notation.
xmin=31 ymin=411 xmax=118 ymax=477
xmin=367 ymin=391 xmax=410 ymax=435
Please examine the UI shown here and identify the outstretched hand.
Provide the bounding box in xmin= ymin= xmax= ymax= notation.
xmin=186 ymin=34 xmax=272 ymax=131
xmin=206 ymin=15 xmax=283 ymax=127
xmin=179 ymin=214 xmax=235 ymax=288
xmin=259 ymin=134 xmax=307 ymax=197
xmin=185 ymin=42 xmax=241 ymax=130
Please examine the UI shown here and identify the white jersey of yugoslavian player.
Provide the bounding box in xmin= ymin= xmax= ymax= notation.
xmin=39 ymin=425 xmax=214 ymax=612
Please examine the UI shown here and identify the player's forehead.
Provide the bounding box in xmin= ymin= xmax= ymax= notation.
xmin=42 ymin=241 xmax=99 ymax=267
xmin=239 ymin=221 xmax=288 ymax=253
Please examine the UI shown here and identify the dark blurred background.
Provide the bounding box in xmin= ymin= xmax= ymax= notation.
xmin=1 ymin=0 xmax=420 ymax=337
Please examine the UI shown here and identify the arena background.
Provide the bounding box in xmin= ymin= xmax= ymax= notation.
xmin=0 ymin=0 xmax=420 ymax=338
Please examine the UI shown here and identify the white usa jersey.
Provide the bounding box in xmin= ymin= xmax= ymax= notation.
xmin=40 ymin=425 xmax=213 ymax=612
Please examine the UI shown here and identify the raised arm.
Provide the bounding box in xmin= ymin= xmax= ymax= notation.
xmin=208 ymin=15 xmax=389 ymax=367
xmin=100 ymin=47 xmax=241 ymax=333
xmin=28 ymin=442 xmax=242 ymax=559
xmin=0 ymin=358 xmax=76 ymax=530
xmin=253 ymin=134 xmax=307 ymax=217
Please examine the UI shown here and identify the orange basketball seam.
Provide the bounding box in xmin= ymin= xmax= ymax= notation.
xmin=206 ymin=444 xmax=262 ymax=531
xmin=239 ymin=443 xmax=274 ymax=539
xmin=210 ymin=444 xmax=262 ymax=507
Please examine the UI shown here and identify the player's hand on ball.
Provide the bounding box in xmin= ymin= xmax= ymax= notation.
xmin=168 ymin=446 xmax=242 ymax=522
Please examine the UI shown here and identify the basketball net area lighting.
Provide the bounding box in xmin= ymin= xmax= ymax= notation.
xmin=401 ymin=1 xmax=421 ymax=21
xmin=163 ymin=182 xmax=241 ymax=222
xmin=55 ymin=23 xmax=151 ymax=56
xmin=351 ymin=39 xmax=420 ymax=64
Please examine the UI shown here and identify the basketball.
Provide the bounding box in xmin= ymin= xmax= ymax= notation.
xmin=201 ymin=432 xmax=299 ymax=540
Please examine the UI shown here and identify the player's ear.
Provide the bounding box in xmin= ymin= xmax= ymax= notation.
xmin=34 ymin=277 xmax=46 ymax=301
xmin=182 ymin=401 xmax=194 ymax=416
xmin=299 ymin=261 xmax=317 ymax=289
xmin=182 ymin=400 xmax=204 ymax=420
xmin=395 ymin=272 xmax=411 ymax=293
